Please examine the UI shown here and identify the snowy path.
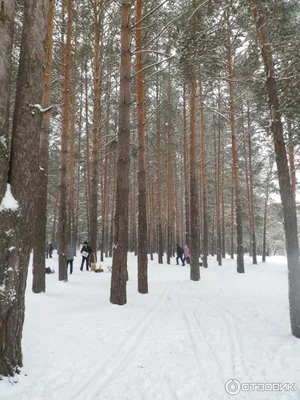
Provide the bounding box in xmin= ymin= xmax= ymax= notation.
xmin=2 ymin=254 xmax=300 ymax=400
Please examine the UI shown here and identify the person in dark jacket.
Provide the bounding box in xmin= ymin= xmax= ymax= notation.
xmin=176 ymin=244 xmax=185 ymax=266
xmin=48 ymin=242 xmax=53 ymax=258
xmin=66 ymin=244 xmax=74 ymax=274
xmin=80 ymin=241 xmax=92 ymax=271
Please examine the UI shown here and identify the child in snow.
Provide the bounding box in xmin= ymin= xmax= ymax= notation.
xmin=184 ymin=245 xmax=190 ymax=264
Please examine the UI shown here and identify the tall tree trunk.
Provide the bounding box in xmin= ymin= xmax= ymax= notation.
xmin=110 ymin=0 xmax=131 ymax=305
xmin=85 ymin=62 xmax=91 ymax=229
xmin=90 ymin=0 xmax=103 ymax=261
xmin=136 ymin=0 xmax=148 ymax=294
xmin=0 ymin=0 xmax=47 ymax=376
xmin=183 ymin=84 xmax=190 ymax=248
xmin=33 ymin=0 xmax=55 ymax=293
xmin=250 ymin=0 xmax=300 ymax=337
xmin=216 ymin=92 xmax=222 ymax=265
xmin=109 ymin=141 xmax=118 ymax=258
xmin=247 ymin=103 xmax=257 ymax=264
xmin=0 ymin=0 xmax=15 ymax=199
xmin=221 ymin=122 xmax=226 ymax=259
xmin=156 ymin=74 xmax=163 ymax=263
xmin=67 ymin=29 xmax=77 ymax=247
xmin=262 ymin=161 xmax=273 ymax=262
xmin=103 ymin=77 xmax=111 ymax=258
xmin=199 ymin=76 xmax=208 ymax=268
xmin=230 ymin=166 xmax=234 ymax=259
xmin=227 ymin=22 xmax=244 ymax=273
xmin=189 ymin=78 xmax=200 ymax=281
xmin=58 ymin=0 xmax=72 ymax=281
xmin=75 ymin=84 xmax=83 ymax=251
xmin=167 ymin=72 xmax=172 ymax=265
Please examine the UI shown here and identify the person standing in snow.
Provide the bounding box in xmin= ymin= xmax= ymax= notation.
xmin=48 ymin=242 xmax=53 ymax=258
xmin=176 ymin=244 xmax=185 ymax=266
xmin=80 ymin=241 xmax=92 ymax=271
xmin=66 ymin=244 xmax=74 ymax=274
xmin=184 ymin=244 xmax=190 ymax=264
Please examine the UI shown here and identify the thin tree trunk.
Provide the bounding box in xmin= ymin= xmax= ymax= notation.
xmin=167 ymin=76 xmax=172 ymax=265
xmin=190 ymin=78 xmax=200 ymax=281
xmin=109 ymin=141 xmax=118 ymax=258
xmin=58 ymin=0 xmax=72 ymax=281
xmin=250 ymin=0 xmax=300 ymax=337
xmin=75 ymin=85 xmax=83 ymax=251
xmin=33 ymin=0 xmax=55 ymax=293
xmin=217 ymin=92 xmax=222 ymax=265
xmin=156 ymin=73 xmax=163 ymax=263
xmin=230 ymin=166 xmax=234 ymax=259
xmin=67 ymin=29 xmax=77 ymax=246
xmin=199 ymin=76 xmax=208 ymax=268
xmin=136 ymin=0 xmax=148 ymax=293
xmin=110 ymin=0 xmax=131 ymax=305
xmin=227 ymin=22 xmax=244 ymax=273
xmin=247 ymin=103 xmax=257 ymax=264
xmin=90 ymin=0 xmax=103 ymax=261
xmin=262 ymin=162 xmax=273 ymax=262
xmin=85 ymin=62 xmax=91 ymax=228
xmin=0 ymin=0 xmax=15 ymax=199
xmin=103 ymin=78 xmax=111 ymax=258
xmin=183 ymin=84 xmax=190 ymax=248
xmin=0 ymin=0 xmax=47 ymax=375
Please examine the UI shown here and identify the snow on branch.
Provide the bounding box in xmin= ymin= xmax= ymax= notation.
xmin=131 ymin=0 xmax=169 ymax=30
xmin=28 ymin=104 xmax=53 ymax=115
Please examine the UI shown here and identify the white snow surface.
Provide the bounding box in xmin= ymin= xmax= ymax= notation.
xmin=0 ymin=184 xmax=19 ymax=212
xmin=2 ymin=253 xmax=300 ymax=400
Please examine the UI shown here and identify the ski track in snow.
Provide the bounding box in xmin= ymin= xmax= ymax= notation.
xmin=2 ymin=254 xmax=300 ymax=400
xmin=63 ymin=283 xmax=175 ymax=400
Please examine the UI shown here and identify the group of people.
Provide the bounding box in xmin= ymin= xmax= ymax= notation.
xmin=45 ymin=240 xmax=93 ymax=275
xmin=46 ymin=241 xmax=192 ymax=274
xmin=176 ymin=244 xmax=190 ymax=266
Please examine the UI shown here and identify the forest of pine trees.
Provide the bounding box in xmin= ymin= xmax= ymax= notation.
xmin=1 ymin=0 xmax=300 ymax=376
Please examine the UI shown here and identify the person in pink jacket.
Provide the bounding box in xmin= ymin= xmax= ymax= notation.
xmin=184 ymin=245 xmax=190 ymax=264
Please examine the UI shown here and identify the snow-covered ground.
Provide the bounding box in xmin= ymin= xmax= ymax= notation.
xmin=2 ymin=253 xmax=300 ymax=400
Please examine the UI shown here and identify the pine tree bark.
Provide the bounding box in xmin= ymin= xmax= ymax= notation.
xmin=183 ymin=84 xmax=190 ymax=248
xmin=136 ymin=0 xmax=148 ymax=294
xmin=199 ymin=76 xmax=208 ymax=268
xmin=262 ymin=161 xmax=272 ymax=262
xmin=33 ymin=0 xmax=55 ymax=293
xmin=247 ymin=104 xmax=257 ymax=264
xmin=250 ymin=0 xmax=300 ymax=337
xmin=227 ymin=22 xmax=244 ymax=273
xmin=58 ymin=0 xmax=72 ymax=281
xmin=0 ymin=0 xmax=15 ymax=200
xmin=216 ymin=91 xmax=222 ymax=265
xmin=287 ymin=122 xmax=296 ymax=199
xmin=90 ymin=0 xmax=103 ymax=260
xmin=110 ymin=0 xmax=131 ymax=305
xmin=156 ymin=75 xmax=163 ymax=263
xmin=190 ymin=78 xmax=200 ymax=281
xmin=103 ymin=77 xmax=111 ymax=258
xmin=67 ymin=30 xmax=77 ymax=246
xmin=0 ymin=0 xmax=47 ymax=375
